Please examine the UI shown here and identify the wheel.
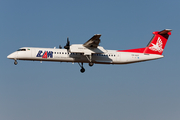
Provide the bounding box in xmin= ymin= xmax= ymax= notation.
xmin=14 ymin=60 xmax=18 ymax=65
xmin=89 ymin=62 xmax=94 ymax=67
xmin=80 ymin=68 xmax=85 ymax=73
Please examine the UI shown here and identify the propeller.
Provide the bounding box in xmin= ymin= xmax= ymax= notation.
xmin=64 ymin=37 xmax=70 ymax=50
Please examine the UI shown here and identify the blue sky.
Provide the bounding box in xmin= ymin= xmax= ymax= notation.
xmin=1 ymin=0 xmax=180 ymax=120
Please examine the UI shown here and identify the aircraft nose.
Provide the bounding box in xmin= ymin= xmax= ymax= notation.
xmin=7 ymin=52 xmax=16 ymax=59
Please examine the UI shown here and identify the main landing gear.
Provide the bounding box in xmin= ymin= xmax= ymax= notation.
xmin=89 ymin=62 xmax=94 ymax=67
xmin=85 ymin=54 xmax=94 ymax=67
xmin=78 ymin=62 xmax=94 ymax=73
xmin=14 ymin=60 xmax=18 ymax=65
xmin=78 ymin=62 xmax=85 ymax=73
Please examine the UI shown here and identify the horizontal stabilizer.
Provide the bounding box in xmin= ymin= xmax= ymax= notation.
xmin=158 ymin=29 xmax=172 ymax=35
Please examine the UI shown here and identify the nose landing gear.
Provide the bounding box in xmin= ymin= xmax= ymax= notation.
xmin=14 ymin=60 xmax=18 ymax=65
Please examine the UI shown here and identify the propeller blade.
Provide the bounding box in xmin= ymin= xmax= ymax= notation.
xmin=64 ymin=37 xmax=70 ymax=49
xmin=67 ymin=37 xmax=70 ymax=46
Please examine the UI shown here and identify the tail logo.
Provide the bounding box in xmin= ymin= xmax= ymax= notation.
xmin=149 ymin=37 xmax=163 ymax=53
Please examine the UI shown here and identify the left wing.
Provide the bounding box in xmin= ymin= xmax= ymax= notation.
xmin=83 ymin=34 xmax=101 ymax=48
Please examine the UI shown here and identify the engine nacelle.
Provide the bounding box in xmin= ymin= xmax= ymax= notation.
xmin=69 ymin=44 xmax=107 ymax=54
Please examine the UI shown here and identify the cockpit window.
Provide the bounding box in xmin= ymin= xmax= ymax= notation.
xmin=17 ymin=49 xmax=26 ymax=51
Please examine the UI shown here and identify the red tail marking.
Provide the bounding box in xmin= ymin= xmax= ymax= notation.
xmin=117 ymin=48 xmax=145 ymax=53
xmin=117 ymin=29 xmax=171 ymax=55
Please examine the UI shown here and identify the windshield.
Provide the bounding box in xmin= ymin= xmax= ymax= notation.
xmin=17 ymin=49 xmax=26 ymax=51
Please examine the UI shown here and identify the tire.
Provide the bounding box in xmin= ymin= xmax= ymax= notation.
xmin=80 ymin=68 xmax=85 ymax=73
xmin=14 ymin=61 xmax=18 ymax=65
xmin=89 ymin=62 xmax=94 ymax=67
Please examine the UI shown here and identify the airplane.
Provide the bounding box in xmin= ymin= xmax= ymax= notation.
xmin=7 ymin=29 xmax=172 ymax=73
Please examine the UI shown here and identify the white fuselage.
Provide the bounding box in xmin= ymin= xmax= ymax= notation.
xmin=7 ymin=47 xmax=164 ymax=64
xmin=7 ymin=29 xmax=171 ymax=73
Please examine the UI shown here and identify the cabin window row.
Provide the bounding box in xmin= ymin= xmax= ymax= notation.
xmin=93 ymin=54 xmax=116 ymax=57
xmin=53 ymin=52 xmax=83 ymax=55
xmin=53 ymin=52 xmax=116 ymax=57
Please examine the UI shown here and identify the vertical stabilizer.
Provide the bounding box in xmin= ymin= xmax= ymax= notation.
xmin=143 ymin=29 xmax=172 ymax=55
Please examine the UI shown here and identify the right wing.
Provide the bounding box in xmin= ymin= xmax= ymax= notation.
xmin=83 ymin=34 xmax=101 ymax=48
